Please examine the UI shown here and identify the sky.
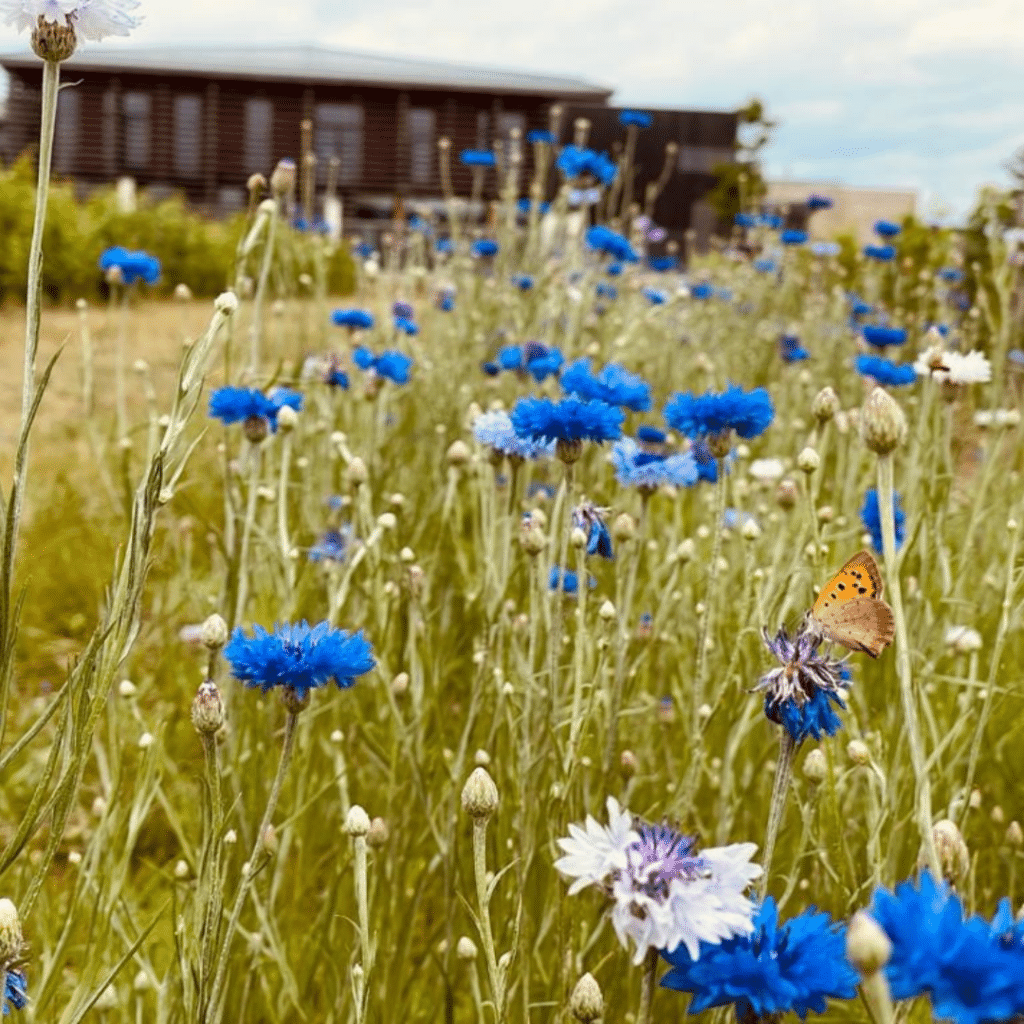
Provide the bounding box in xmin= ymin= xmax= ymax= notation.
xmin=2 ymin=0 xmax=1023 ymax=222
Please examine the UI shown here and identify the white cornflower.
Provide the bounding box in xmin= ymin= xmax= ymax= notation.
xmin=748 ymin=457 xmax=785 ymax=483
xmin=915 ymin=347 xmax=991 ymax=385
xmin=0 ymin=0 xmax=139 ymax=40
xmin=555 ymin=798 xmax=761 ymax=964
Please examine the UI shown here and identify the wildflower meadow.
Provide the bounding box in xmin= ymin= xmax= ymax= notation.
xmin=2 ymin=4 xmax=1024 ymax=1024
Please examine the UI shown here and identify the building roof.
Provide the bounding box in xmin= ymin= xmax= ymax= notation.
xmin=0 ymin=44 xmax=613 ymax=100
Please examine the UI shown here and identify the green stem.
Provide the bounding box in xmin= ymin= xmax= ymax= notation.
xmin=248 ymin=199 xmax=278 ymax=378
xmin=472 ymin=818 xmax=505 ymax=1021
xmin=759 ymin=730 xmax=796 ymax=896
xmin=877 ymin=453 xmax=939 ymax=877
xmin=233 ymin=444 xmax=262 ymax=628
xmin=637 ymin=947 xmax=659 ymax=1024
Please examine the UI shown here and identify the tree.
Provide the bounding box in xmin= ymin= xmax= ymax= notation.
xmin=707 ymin=97 xmax=776 ymax=228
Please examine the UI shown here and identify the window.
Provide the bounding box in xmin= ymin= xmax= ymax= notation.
xmin=122 ymin=91 xmax=151 ymax=170
xmin=676 ymin=145 xmax=733 ymax=173
xmin=244 ymin=97 xmax=274 ymax=175
xmin=408 ymin=108 xmax=435 ymax=185
xmin=314 ymin=103 xmax=362 ymax=184
xmin=53 ymin=86 xmax=80 ymax=175
xmin=173 ymin=94 xmax=203 ymax=178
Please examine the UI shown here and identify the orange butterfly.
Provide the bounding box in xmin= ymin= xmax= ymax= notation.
xmin=809 ymin=550 xmax=894 ymax=658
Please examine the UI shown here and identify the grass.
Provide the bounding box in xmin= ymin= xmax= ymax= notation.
xmin=0 ymin=193 xmax=1023 ymax=1024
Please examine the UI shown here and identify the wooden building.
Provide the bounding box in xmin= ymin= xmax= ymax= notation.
xmin=0 ymin=45 xmax=735 ymax=238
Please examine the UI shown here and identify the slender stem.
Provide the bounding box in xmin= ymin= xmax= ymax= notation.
xmin=352 ymin=831 xmax=372 ymax=1020
xmin=205 ymin=708 xmax=300 ymax=1024
xmin=198 ymin=731 xmax=225 ymax=985
xmin=877 ymin=453 xmax=939 ymax=877
xmin=115 ymin=284 xmax=130 ymax=438
xmin=233 ymin=444 xmax=262 ymax=628
xmin=276 ymin=430 xmax=296 ymax=597
xmin=637 ymin=947 xmax=659 ymax=1024
xmin=859 ymin=971 xmax=896 ymax=1024
xmin=760 ymin=730 xmax=796 ymax=896
xmin=248 ymin=199 xmax=278 ymax=378
xmin=472 ymin=818 xmax=505 ymax=1021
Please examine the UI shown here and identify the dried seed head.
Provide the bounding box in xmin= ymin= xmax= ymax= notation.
xmin=569 ymin=972 xmax=604 ymax=1023
xmin=847 ymin=739 xmax=871 ymax=766
xmin=776 ymin=478 xmax=798 ymax=510
xmin=861 ymin=387 xmax=907 ymax=455
xmin=461 ymin=767 xmax=499 ymax=820
xmin=191 ymin=681 xmax=225 ymax=735
xmin=344 ymin=805 xmax=371 ymax=837
xmin=31 ymin=15 xmax=77 ymax=61
xmin=215 ymin=291 xmax=239 ymax=315
xmin=619 ymin=749 xmax=638 ymax=779
xmin=846 ymin=911 xmax=892 ymax=977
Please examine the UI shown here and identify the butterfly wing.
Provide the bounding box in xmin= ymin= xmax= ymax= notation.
xmin=813 ymin=598 xmax=894 ymax=658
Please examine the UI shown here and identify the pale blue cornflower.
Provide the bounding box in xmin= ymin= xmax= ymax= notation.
xmin=609 ymin=437 xmax=698 ymax=490
xmin=473 ymin=410 xmax=555 ymax=461
xmin=1 ymin=0 xmax=139 ymax=41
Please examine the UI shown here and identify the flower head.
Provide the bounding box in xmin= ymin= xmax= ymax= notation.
xmin=864 ymin=244 xmax=896 ymax=262
xmin=807 ymin=194 xmax=833 ymax=211
xmin=609 ymin=437 xmax=698 ymax=490
xmin=781 ymin=230 xmax=807 ymax=246
xmin=99 ymin=246 xmax=160 ymax=285
xmin=585 ymin=225 xmax=637 ymax=262
xmin=619 ymin=109 xmax=652 ymax=128
xmin=548 ymin=565 xmax=595 ymax=596
xmin=557 ymin=146 xmax=617 ymax=185
xmin=2 ymin=0 xmax=139 ymax=46
xmin=874 ymin=219 xmax=902 ymax=238
xmin=497 ymin=342 xmax=563 ymax=383
xmin=459 ymin=149 xmax=495 ymax=167
xmin=527 ymin=129 xmax=553 ymax=144
xmin=555 ymin=798 xmax=761 ymax=964
xmin=309 ymin=527 xmax=350 ymax=563
xmin=914 ymin=348 xmax=991 ymax=385
xmin=331 ymin=308 xmax=375 ymax=330
xmin=393 ymin=316 xmax=418 ymax=336
xmin=869 ymin=871 xmax=1024 ymax=1024
xmin=473 ymin=410 xmax=555 ymax=461
xmin=353 ymin=346 xmax=413 ymax=385
xmin=471 ymin=238 xmax=499 ymax=258
xmin=855 ymin=355 xmax=916 ymax=387
xmin=860 ymin=489 xmax=904 ymax=553
xmin=573 ymin=502 xmax=613 ymax=559
xmin=756 ymin=626 xmax=850 ymax=743
xmin=664 ymin=385 xmax=774 ymax=445
xmin=862 ymin=325 xmax=907 ymax=348
xmin=2 ymin=969 xmax=27 ymax=1015
xmin=780 ymin=334 xmax=810 ymax=363
xmin=561 ymin=358 xmax=652 ymax=412
xmin=209 ymin=386 xmax=294 ymax=435
xmin=511 ymin=396 xmax=623 ymax=446
xmin=661 ymin=897 xmax=858 ymax=1018
xmin=225 ymin=620 xmax=375 ymax=699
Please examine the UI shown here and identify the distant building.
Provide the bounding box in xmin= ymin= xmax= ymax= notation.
xmin=0 ymin=44 xmax=735 ymax=241
xmin=766 ymin=179 xmax=917 ymax=243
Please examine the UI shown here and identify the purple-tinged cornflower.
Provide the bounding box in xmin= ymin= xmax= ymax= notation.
xmin=353 ymin=346 xmax=413 ymax=385
xmin=756 ymin=625 xmax=850 ymax=743
xmin=331 ymin=308 xmax=374 ymax=331
xmin=596 ymin=282 xmax=618 ymax=299
xmin=862 ymin=325 xmax=907 ymax=348
xmin=392 ymin=301 xmax=414 ymax=320
xmin=780 ymin=334 xmax=810 ymax=363
xmin=874 ymin=219 xmax=901 ymax=238
xmin=860 ymin=489 xmax=904 ymax=552
xmin=664 ymin=385 xmax=774 ymax=454
xmin=661 ymin=897 xmax=858 ymax=1019
xmin=864 ymin=244 xmax=896 ymax=262
xmin=609 ymin=437 xmax=698 ymax=491
xmin=99 ymin=246 xmax=160 ymax=285
xmin=561 ymin=358 xmax=652 ymax=412
xmin=473 ymin=410 xmax=555 ymax=461
xmin=2 ymin=969 xmax=27 ymax=1016
xmin=459 ymin=149 xmax=495 ymax=167
xmin=309 ymin=527 xmax=350 ymax=563
xmin=511 ymin=396 xmax=623 ymax=462
xmin=555 ymin=797 xmax=761 ymax=964
xmin=619 ymin=109 xmax=652 ymax=128
xmin=869 ymin=871 xmax=1024 ymax=1024
xmin=471 ymin=238 xmax=499 ymax=258
xmin=435 ymin=237 xmax=454 ymax=255
xmin=325 ymin=360 xmax=350 ymax=389
xmin=586 ymin=225 xmax=638 ymax=263
xmin=855 ymin=355 xmax=916 ymax=387
xmin=437 ymin=289 xmax=455 ymax=312
xmin=573 ymin=502 xmax=613 ymax=559
xmin=225 ymin=620 xmax=375 ymax=700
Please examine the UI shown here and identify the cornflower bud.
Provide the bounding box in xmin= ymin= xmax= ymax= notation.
xmin=201 ymin=613 xmax=228 ymax=651
xmin=861 ymin=387 xmax=907 ymax=455
xmin=846 ymin=911 xmax=892 ymax=976
xmin=569 ymin=972 xmax=604 ymax=1023
xmin=797 ymin=447 xmax=820 ymax=474
xmin=926 ymin=819 xmax=969 ymax=881
xmin=802 ymin=748 xmax=827 ymax=783
xmin=812 ymin=386 xmax=840 ymax=423
xmin=344 ymin=805 xmax=371 ymax=837
xmin=0 ymin=898 xmax=23 ymax=962
xmin=461 ymin=767 xmax=499 ymax=820
xmin=367 ymin=817 xmax=390 ymax=848
xmin=612 ymin=512 xmax=636 ymax=542
xmin=191 ymin=680 xmax=225 ymax=735
xmin=456 ymin=936 xmax=478 ymax=961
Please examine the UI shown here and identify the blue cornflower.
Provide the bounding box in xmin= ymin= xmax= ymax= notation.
xmin=862 ymin=325 xmax=907 ymax=348
xmin=2 ymin=969 xmax=27 ymax=1015
xmin=99 ymin=246 xmax=161 ymax=285
xmin=693 ymin=440 xmax=720 ymax=482
xmin=643 ymin=287 xmax=667 ymax=305
xmin=573 ymin=502 xmax=614 ymax=559
xmin=664 ymin=385 xmax=774 ymax=444
xmin=548 ymin=566 xmax=596 ymax=595
xmin=353 ymin=241 xmax=375 ymax=260
xmin=437 ymin=290 xmax=455 ymax=312
xmin=325 ymin=363 xmax=350 ymax=389
xmin=856 ymin=355 xmax=916 ymax=387
xmin=561 ymin=358 xmax=652 ymax=412
xmin=781 ymin=229 xmax=807 ymax=246
xmin=753 ymin=258 xmax=777 ymax=274
xmin=331 ymin=308 xmax=375 ymax=330
xmin=394 ymin=316 xmax=419 ymax=336
xmin=864 ymin=244 xmax=896 ymax=262
xmin=517 ymin=197 xmax=551 ymax=215
xmin=760 ymin=213 xmax=783 ymax=229
xmin=690 ymin=282 xmax=714 ymax=300
xmin=511 ymin=396 xmax=624 ymax=451
xmin=557 ymin=145 xmax=617 ymax=185
xmin=780 ymin=334 xmax=810 ymax=363
xmin=735 ymin=213 xmax=757 ymax=228
xmin=512 ymin=274 xmax=534 ymax=291
xmin=353 ymin=347 xmax=413 ymax=385
xmin=209 ymin=386 xmax=286 ymax=435
xmin=586 ymin=225 xmax=638 ymax=263
xmin=757 ymin=625 xmax=851 ymax=743
xmin=860 ymin=489 xmax=904 ymax=552
xmin=527 ymin=128 xmax=554 ymax=144
xmin=849 ymin=295 xmax=874 ymax=318
xmin=392 ymin=301 xmax=414 ymax=319
xmin=473 ymin=410 xmax=555 ymax=461
xmin=637 ymin=425 xmax=666 ymax=445
xmin=939 ymin=267 xmax=964 ymax=284
xmin=226 ymin=621 xmax=374 ymax=699
xmin=270 ymin=388 xmax=302 ymax=414
xmin=460 ymin=149 xmax=495 ymax=167
xmin=609 ymin=437 xmax=698 ymax=490
xmin=309 ymin=528 xmax=350 ymax=563
xmin=606 ymin=262 xmax=624 ymax=276
xmin=723 ymin=508 xmax=757 ymax=530
xmin=661 ymin=897 xmax=857 ymax=1019
xmin=472 ymin=239 xmax=499 ymax=258
xmin=870 ymin=872 xmax=1024 ymax=1024
xmin=509 ymin=342 xmax=564 ymax=382
xmin=596 ymin=282 xmax=618 ymax=299
xmin=806 ymin=194 xmax=833 ymax=211
xmin=875 ymin=219 xmax=902 ymax=237
xmin=619 ymin=109 xmax=652 ymax=128
xmin=649 ymin=255 xmax=678 ymax=272
xmin=435 ymin=237 xmax=454 ymax=255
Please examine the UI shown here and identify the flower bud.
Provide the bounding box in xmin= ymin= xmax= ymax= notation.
xmin=446 ymin=440 xmax=470 ymax=467
xmin=461 ymin=767 xmax=499 ymax=820
xmin=846 ymin=911 xmax=892 ymax=976
xmin=802 ymin=748 xmax=827 ymax=783
xmin=1007 ymin=821 xmax=1023 ymax=848
xmin=599 ymin=600 xmax=616 ymax=622
xmin=32 ymin=17 xmax=77 ymax=61
xmin=191 ymin=680 xmax=225 ymax=735
xmin=741 ymin=518 xmax=761 ymax=541
xmin=926 ymin=819 xmax=969 ymax=881
xmin=345 ymin=805 xmax=371 ymax=837
xmin=456 ymin=936 xmax=478 ymax=961
xmin=847 ymin=740 xmax=871 ymax=766
xmin=861 ymin=387 xmax=907 ymax=455
xmin=118 ymin=679 xmax=137 ymax=698
xmin=797 ymin=447 xmax=820 ymax=474
xmin=776 ymin=478 xmax=798 ymax=510
xmin=367 ymin=817 xmax=390 ymax=848
xmin=569 ymin=972 xmax=604 ymax=1023
xmin=214 ymin=291 xmax=239 ymax=315
xmin=570 ymin=527 xmax=587 ymax=549
xmin=0 ymin=898 xmax=23 ymax=962
xmin=520 ymin=513 xmax=547 ymax=556
xmin=612 ymin=512 xmax=636 ymax=542
xmin=392 ymin=672 xmax=409 ymax=696
xmin=812 ymin=386 xmax=840 ymax=423
xmin=619 ymin=749 xmax=638 ymax=779
xmin=347 ymin=457 xmax=368 ymax=488
xmin=174 ymin=283 xmax=193 ymax=302
xmin=675 ymin=538 xmax=695 ymax=563
xmin=201 ymin=613 xmax=228 ymax=651
xmin=270 ymin=158 xmax=296 ymax=197
xmin=277 ymin=405 xmax=298 ymax=432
